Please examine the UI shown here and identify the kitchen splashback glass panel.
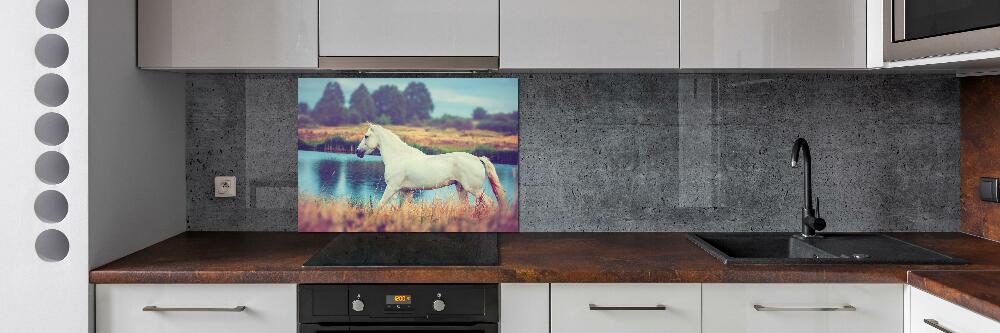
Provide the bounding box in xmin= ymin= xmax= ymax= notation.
xmin=297 ymin=78 xmax=518 ymax=232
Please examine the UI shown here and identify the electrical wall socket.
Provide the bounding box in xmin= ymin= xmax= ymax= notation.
xmin=215 ymin=176 xmax=236 ymax=198
xmin=981 ymin=177 xmax=999 ymax=202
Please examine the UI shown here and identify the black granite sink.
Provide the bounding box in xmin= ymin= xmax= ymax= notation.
xmin=687 ymin=233 xmax=966 ymax=265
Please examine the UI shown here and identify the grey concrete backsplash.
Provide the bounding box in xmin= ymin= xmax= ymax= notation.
xmin=186 ymin=73 xmax=960 ymax=232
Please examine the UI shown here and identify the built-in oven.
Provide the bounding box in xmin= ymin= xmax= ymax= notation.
xmin=299 ymin=284 xmax=498 ymax=333
xmin=884 ymin=0 xmax=1000 ymax=61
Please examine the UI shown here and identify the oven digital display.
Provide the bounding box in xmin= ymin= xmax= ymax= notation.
xmin=386 ymin=295 xmax=412 ymax=304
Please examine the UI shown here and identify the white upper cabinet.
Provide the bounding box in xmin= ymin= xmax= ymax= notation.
xmin=133 ymin=0 xmax=884 ymax=70
xmin=500 ymin=0 xmax=680 ymax=69
xmin=680 ymin=0 xmax=871 ymax=69
xmin=138 ymin=0 xmax=319 ymax=69
xmin=319 ymin=0 xmax=499 ymax=57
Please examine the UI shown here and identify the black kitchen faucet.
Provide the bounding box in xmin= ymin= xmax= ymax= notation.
xmin=791 ymin=138 xmax=826 ymax=238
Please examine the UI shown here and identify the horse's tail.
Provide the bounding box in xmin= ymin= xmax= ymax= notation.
xmin=479 ymin=156 xmax=507 ymax=209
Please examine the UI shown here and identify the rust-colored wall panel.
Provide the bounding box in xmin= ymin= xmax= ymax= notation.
xmin=961 ymin=76 xmax=1000 ymax=241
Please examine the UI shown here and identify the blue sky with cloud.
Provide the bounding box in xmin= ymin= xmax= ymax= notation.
xmin=299 ymin=78 xmax=518 ymax=118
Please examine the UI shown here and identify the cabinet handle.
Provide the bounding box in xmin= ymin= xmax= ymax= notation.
xmin=589 ymin=304 xmax=667 ymax=311
xmin=753 ymin=304 xmax=856 ymax=312
xmin=142 ymin=306 xmax=247 ymax=312
xmin=923 ymin=319 xmax=955 ymax=333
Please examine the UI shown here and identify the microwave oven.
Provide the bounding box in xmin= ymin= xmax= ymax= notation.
xmin=884 ymin=0 xmax=1000 ymax=62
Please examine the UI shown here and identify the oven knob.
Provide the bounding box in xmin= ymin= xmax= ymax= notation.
xmin=351 ymin=299 xmax=365 ymax=312
xmin=432 ymin=299 xmax=446 ymax=312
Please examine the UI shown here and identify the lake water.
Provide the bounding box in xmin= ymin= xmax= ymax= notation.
xmin=298 ymin=150 xmax=517 ymax=207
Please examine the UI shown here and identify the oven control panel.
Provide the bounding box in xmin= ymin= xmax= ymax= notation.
xmin=385 ymin=294 xmax=414 ymax=311
xmin=298 ymin=284 xmax=498 ymax=324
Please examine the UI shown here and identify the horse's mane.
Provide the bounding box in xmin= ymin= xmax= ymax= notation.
xmin=371 ymin=124 xmax=424 ymax=156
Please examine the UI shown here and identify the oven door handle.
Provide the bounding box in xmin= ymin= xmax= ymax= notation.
xmin=299 ymin=326 xmax=349 ymax=333
xmin=347 ymin=323 xmax=497 ymax=331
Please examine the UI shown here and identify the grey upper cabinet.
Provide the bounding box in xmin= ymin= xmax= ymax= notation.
xmin=501 ymin=0 xmax=680 ymax=69
xmin=317 ymin=0 xmax=500 ymax=70
xmin=138 ymin=0 xmax=318 ymax=69
xmin=132 ymin=0 xmax=879 ymax=70
xmin=319 ymin=0 xmax=499 ymax=57
xmin=680 ymin=0 xmax=871 ymax=69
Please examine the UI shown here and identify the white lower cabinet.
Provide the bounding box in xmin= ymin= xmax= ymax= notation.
xmin=96 ymin=284 xmax=297 ymax=333
xmin=702 ymin=283 xmax=903 ymax=333
xmin=910 ymin=286 xmax=1000 ymax=333
xmin=500 ymin=283 xmax=549 ymax=333
xmin=95 ymin=282 xmax=998 ymax=333
xmin=551 ymin=283 xmax=701 ymax=333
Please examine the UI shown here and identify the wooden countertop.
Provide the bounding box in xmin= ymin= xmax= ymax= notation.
xmin=91 ymin=232 xmax=1000 ymax=284
xmin=908 ymin=270 xmax=1000 ymax=322
xmin=89 ymin=232 xmax=1000 ymax=321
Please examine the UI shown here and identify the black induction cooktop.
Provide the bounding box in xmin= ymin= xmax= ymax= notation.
xmin=303 ymin=233 xmax=500 ymax=266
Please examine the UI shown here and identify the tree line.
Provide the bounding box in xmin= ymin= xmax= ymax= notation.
xmin=299 ymin=81 xmax=517 ymax=134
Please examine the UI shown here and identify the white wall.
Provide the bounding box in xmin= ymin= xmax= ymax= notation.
xmin=0 ymin=0 xmax=185 ymax=330
xmin=88 ymin=0 xmax=186 ymax=270
xmin=0 ymin=0 xmax=90 ymax=331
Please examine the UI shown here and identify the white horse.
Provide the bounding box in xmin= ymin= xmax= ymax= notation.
xmin=354 ymin=124 xmax=507 ymax=210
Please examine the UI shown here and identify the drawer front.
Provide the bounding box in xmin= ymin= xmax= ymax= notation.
xmin=910 ymin=287 xmax=1000 ymax=333
xmin=96 ymin=284 xmax=296 ymax=333
xmin=551 ymin=283 xmax=701 ymax=333
xmin=703 ymin=283 xmax=903 ymax=333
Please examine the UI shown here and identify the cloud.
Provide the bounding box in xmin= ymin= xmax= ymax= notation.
xmin=433 ymin=88 xmax=506 ymax=111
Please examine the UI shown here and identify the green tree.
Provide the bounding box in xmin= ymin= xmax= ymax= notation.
xmin=348 ymin=84 xmax=376 ymax=124
xmin=472 ymin=107 xmax=488 ymax=120
xmin=475 ymin=110 xmax=518 ymax=134
xmin=403 ymin=82 xmax=434 ymax=123
xmin=372 ymin=85 xmax=408 ymax=124
xmin=431 ymin=114 xmax=474 ymax=131
xmin=313 ymin=82 xmax=346 ymax=125
xmin=297 ymin=102 xmax=314 ymax=126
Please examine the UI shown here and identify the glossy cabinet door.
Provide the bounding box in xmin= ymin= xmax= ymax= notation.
xmin=96 ymin=284 xmax=297 ymax=333
xmin=702 ymin=283 xmax=903 ymax=333
xmin=501 ymin=0 xmax=680 ymax=69
xmin=551 ymin=283 xmax=701 ymax=333
xmin=910 ymin=287 xmax=1000 ymax=333
xmin=680 ymin=0 xmax=868 ymax=68
xmin=500 ymin=283 xmax=548 ymax=333
xmin=319 ymin=0 xmax=499 ymax=57
xmin=137 ymin=0 xmax=318 ymax=69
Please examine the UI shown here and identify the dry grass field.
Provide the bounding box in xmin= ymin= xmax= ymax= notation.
xmin=298 ymin=195 xmax=519 ymax=232
xmin=299 ymin=124 xmax=518 ymax=152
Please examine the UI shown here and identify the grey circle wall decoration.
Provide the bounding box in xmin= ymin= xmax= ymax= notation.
xmin=35 ymin=0 xmax=69 ymax=29
xmin=35 ymin=34 xmax=69 ymax=68
xmin=34 ymin=73 xmax=69 ymax=107
xmin=34 ymin=190 xmax=68 ymax=223
xmin=35 ymin=151 xmax=69 ymax=184
xmin=35 ymin=229 xmax=69 ymax=262
xmin=35 ymin=112 xmax=69 ymax=146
